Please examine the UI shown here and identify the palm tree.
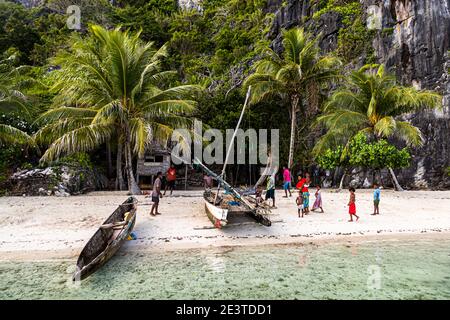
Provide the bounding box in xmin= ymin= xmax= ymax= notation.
xmin=315 ymin=64 xmax=442 ymax=190
xmin=0 ymin=55 xmax=34 ymax=146
xmin=36 ymin=25 xmax=200 ymax=195
xmin=244 ymin=27 xmax=341 ymax=169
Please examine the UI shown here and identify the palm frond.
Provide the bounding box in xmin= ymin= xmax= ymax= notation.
xmin=37 ymin=107 xmax=97 ymax=125
xmin=374 ymin=116 xmax=396 ymax=138
xmin=395 ymin=121 xmax=424 ymax=147
xmin=41 ymin=122 xmax=115 ymax=163
xmin=0 ymin=124 xmax=32 ymax=146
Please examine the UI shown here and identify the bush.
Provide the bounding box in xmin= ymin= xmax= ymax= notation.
xmin=51 ymin=153 xmax=93 ymax=169
xmin=316 ymin=133 xmax=411 ymax=171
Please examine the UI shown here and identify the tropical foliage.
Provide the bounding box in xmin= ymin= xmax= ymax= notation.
xmin=35 ymin=25 xmax=200 ymax=194
xmin=316 ymin=133 xmax=411 ymax=187
xmin=0 ymin=0 xmax=445 ymax=193
xmin=244 ymin=27 xmax=341 ymax=169
xmin=0 ymin=55 xmax=35 ymax=146
xmin=315 ymin=64 xmax=442 ymax=153
xmin=314 ymin=64 xmax=441 ymax=189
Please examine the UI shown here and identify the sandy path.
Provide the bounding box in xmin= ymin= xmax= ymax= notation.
xmin=1 ymin=189 xmax=450 ymax=260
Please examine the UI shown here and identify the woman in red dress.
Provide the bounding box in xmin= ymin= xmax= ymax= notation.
xmin=348 ymin=187 xmax=359 ymax=222
xmin=164 ymin=165 xmax=177 ymax=196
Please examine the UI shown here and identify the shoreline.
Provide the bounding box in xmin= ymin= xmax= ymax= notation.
xmin=1 ymin=229 xmax=450 ymax=262
xmin=1 ymin=189 xmax=450 ymax=262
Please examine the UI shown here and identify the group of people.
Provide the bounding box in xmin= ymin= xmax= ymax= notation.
xmin=146 ymin=164 xmax=215 ymax=216
xmin=264 ymin=166 xmax=382 ymax=222
xmin=346 ymin=183 xmax=381 ymax=222
xmin=146 ymin=165 xmax=177 ymax=216
xmin=147 ymin=164 xmax=382 ymax=222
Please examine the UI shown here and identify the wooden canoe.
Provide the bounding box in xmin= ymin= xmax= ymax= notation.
xmin=203 ymin=191 xmax=271 ymax=228
xmin=72 ymin=197 xmax=138 ymax=281
xmin=204 ymin=192 xmax=229 ymax=228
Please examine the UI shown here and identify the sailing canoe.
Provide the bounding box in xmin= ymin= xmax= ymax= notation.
xmin=204 ymin=191 xmax=229 ymax=228
xmin=203 ymin=191 xmax=271 ymax=228
xmin=72 ymin=196 xmax=138 ymax=281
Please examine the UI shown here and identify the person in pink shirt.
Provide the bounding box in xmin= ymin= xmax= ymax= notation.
xmin=282 ymin=166 xmax=292 ymax=197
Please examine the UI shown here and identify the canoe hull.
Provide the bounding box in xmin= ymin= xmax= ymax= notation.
xmin=73 ymin=197 xmax=137 ymax=281
xmin=204 ymin=199 xmax=228 ymax=228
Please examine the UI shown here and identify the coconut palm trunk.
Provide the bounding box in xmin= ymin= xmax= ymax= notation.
xmin=388 ymin=167 xmax=404 ymax=191
xmin=338 ymin=168 xmax=347 ymax=191
xmin=116 ymin=140 xmax=125 ymax=190
xmin=288 ymin=96 xmax=299 ymax=169
xmin=123 ymin=124 xmax=141 ymax=195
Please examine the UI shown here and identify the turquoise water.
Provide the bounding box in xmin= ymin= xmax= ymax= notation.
xmin=1 ymin=237 xmax=450 ymax=299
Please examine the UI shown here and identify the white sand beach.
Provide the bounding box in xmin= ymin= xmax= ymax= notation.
xmin=1 ymin=189 xmax=450 ymax=261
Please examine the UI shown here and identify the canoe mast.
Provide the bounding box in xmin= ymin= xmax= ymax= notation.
xmin=213 ymin=86 xmax=252 ymax=205
xmin=194 ymin=86 xmax=271 ymax=226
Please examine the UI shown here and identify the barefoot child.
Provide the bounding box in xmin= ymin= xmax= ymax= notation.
xmin=296 ymin=191 xmax=304 ymax=218
xmin=348 ymin=187 xmax=359 ymax=222
xmin=265 ymin=175 xmax=276 ymax=208
xmin=311 ymin=185 xmax=324 ymax=213
xmin=371 ymin=183 xmax=381 ymax=215
xmin=255 ymin=185 xmax=263 ymax=207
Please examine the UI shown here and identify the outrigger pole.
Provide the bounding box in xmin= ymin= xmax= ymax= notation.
xmin=213 ymin=86 xmax=252 ymax=205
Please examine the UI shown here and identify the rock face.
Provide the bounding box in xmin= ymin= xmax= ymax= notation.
xmin=370 ymin=0 xmax=450 ymax=189
xmin=5 ymin=165 xmax=108 ymax=196
xmin=267 ymin=0 xmax=450 ymax=189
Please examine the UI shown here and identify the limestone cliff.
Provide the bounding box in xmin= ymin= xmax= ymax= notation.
xmin=268 ymin=0 xmax=450 ymax=189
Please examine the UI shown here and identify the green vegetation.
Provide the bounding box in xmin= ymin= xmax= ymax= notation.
xmin=315 ymin=64 xmax=442 ymax=152
xmin=0 ymin=1 xmax=444 ymax=193
xmin=347 ymin=134 xmax=411 ymax=170
xmin=382 ymin=27 xmax=394 ymax=36
xmin=35 ymin=25 xmax=199 ymax=194
xmin=316 ymin=145 xmax=345 ymax=170
xmin=313 ymin=0 xmax=375 ymax=62
xmin=316 ymin=133 xmax=411 ymax=186
xmin=244 ymin=28 xmax=341 ymax=168
xmin=315 ymin=64 xmax=441 ymax=189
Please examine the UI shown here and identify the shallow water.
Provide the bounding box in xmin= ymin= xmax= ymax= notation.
xmin=1 ymin=237 xmax=450 ymax=299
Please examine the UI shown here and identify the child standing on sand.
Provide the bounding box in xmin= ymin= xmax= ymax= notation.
xmin=311 ymin=185 xmax=324 ymax=213
xmin=255 ymin=185 xmax=263 ymax=206
xmin=371 ymin=183 xmax=381 ymax=215
xmin=348 ymin=187 xmax=359 ymax=222
xmin=296 ymin=191 xmax=304 ymax=218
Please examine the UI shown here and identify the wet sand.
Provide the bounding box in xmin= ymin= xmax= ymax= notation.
xmin=1 ymin=189 xmax=450 ymax=261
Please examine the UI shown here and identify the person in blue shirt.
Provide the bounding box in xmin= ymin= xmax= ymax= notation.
xmin=372 ymin=183 xmax=381 ymax=215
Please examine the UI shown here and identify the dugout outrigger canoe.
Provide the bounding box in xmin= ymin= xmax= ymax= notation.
xmin=197 ymin=160 xmax=272 ymax=228
xmin=194 ymin=86 xmax=272 ymax=228
xmin=72 ymin=197 xmax=137 ymax=281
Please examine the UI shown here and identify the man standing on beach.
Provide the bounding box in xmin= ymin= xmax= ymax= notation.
xmin=150 ymin=171 xmax=163 ymax=216
xmin=282 ymin=166 xmax=292 ymax=198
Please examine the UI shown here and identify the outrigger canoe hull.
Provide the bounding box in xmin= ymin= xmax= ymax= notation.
xmin=203 ymin=191 xmax=271 ymax=228
xmin=72 ymin=197 xmax=137 ymax=281
xmin=204 ymin=199 xmax=228 ymax=228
